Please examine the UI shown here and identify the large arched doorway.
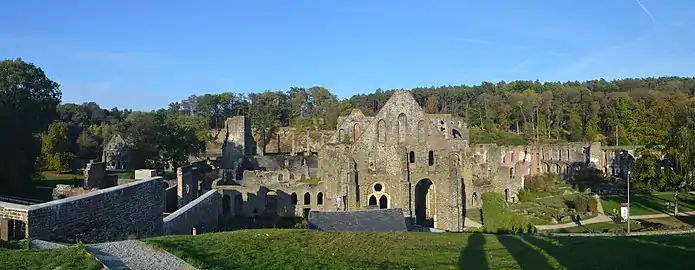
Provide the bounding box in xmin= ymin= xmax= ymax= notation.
xmin=415 ymin=179 xmax=435 ymax=227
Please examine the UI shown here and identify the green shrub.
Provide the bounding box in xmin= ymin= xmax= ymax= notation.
xmin=481 ymin=193 xmax=536 ymax=233
xmin=565 ymin=194 xmax=598 ymax=213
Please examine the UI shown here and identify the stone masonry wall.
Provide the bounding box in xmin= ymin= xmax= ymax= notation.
xmin=177 ymin=164 xmax=199 ymax=209
xmin=25 ymin=178 xmax=165 ymax=244
xmin=163 ymin=190 xmax=220 ymax=235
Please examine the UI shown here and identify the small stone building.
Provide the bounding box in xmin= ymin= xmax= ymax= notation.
xmin=102 ymin=134 xmax=130 ymax=170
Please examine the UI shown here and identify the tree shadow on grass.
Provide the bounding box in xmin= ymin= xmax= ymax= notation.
xmin=458 ymin=233 xmax=488 ymax=270
xmin=496 ymin=234 xmax=554 ymax=270
xmin=522 ymin=235 xmax=694 ymax=269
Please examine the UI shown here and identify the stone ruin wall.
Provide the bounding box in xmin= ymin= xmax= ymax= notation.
xmin=218 ymin=182 xmax=327 ymax=218
xmin=3 ymin=178 xmax=165 ymax=243
xmin=177 ymin=164 xmax=199 ymax=209
xmin=163 ymin=190 xmax=220 ymax=235
xmin=0 ymin=203 xmax=28 ymax=241
xmin=53 ymin=161 xmax=118 ymax=200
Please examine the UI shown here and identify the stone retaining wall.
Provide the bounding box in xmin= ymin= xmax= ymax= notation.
xmin=26 ymin=177 xmax=165 ymax=243
xmin=163 ymin=190 xmax=220 ymax=235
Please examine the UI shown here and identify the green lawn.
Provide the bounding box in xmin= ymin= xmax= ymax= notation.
xmin=0 ymin=242 xmax=102 ymax=270
xmin=33 ymin=170 xmax=133 ymax=187
xmin=145 ymin=229 xmax=695 ymax=270
xmin=601 ymin=193 xmax=695 ymax=216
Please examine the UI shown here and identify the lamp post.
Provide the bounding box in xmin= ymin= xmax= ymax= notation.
xmin=627 ymin=170 xmax=631 ymax=235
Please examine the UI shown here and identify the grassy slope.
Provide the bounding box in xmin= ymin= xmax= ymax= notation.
xmin=145 ymin=229 xmax=695 ymax=270
xmin=601 ymin=193 xmax=695 ymax=216
xmin=0 ymin=242 xmax=102 ymax=270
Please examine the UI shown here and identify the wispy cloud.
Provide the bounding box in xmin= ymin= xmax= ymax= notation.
xmin=453 ymin=36 xmax=572 ymax=57
xmin=635 ymin=0 xmax=657 ymax=24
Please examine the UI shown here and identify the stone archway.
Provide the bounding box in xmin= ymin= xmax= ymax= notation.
xmin=379 ymin=195 xmax=388 ymax=209
xmin=415 ymin=179 xmax=435 ymax=227
xmin=368 ymin=195 xmax=377 ymax=206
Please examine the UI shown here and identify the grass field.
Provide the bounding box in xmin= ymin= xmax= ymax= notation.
xmin=145 ymin=229 xmax=695 ymax=270
xmin=0 ymin=241 xmax=102 ymax=270
xmin=601 ymin=193 xmax=695 ymax=216
xmin=33 ymin=170 xmax=133 ymax=187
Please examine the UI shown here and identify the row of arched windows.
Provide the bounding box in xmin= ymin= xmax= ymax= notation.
xmin=290 ymin=192 xmax=324 ymax=206
xmin=277 ymin=173 xmax=306 ymax=182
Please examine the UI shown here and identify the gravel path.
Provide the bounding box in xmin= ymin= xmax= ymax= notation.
xmin=86 ymin=240 xmax=196 ymax=270
xmin=28 ymin=239 xmax=67 ymax=250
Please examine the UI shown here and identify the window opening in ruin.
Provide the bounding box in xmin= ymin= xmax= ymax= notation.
xmin=290 ymin=193 xmax=298 ymax=205
xmin=452 ymin=129 xmax=462 ymax=139
xmin=304 ymin=192 xmax=311 ymax=205
xmin=567 ymin=149 xmax=570 ymax=160
xmin=0 ymin=219 xmax=24 ymax=241
xmin=353 ymin=123 xmax=360 ymax=143
xmin=377 ymin=119 xmax=386 ymax=143
xmin=409 ymin=151 xmax=415 ymax=163
xmin=192 ymin=226 xmax=199 ymax=235
xmin=278 ymin=174 xmax=283 ymax=182
xmin=290 ymin=174 xmax=295 ymax=181
xmin=509 ymin=168 xmax=515 ymax=179
xmin=428 ymin=150 xmax=434 ymax=166
xmin=471 ymin=192 xmax=478 ymax=207
xmin=317 ymin=192 xmax=324 ymax=205
xmin=397 ymin=113 xmax=407 ymax=142
xmin=374 ymin=183 xmax=383 ymax=192
xmin=338 ymin=129 xmax=345 ymax=142
xmin=510 ymin=151 xmax=515 ymax=163
xmin=368 ymin=195 xmax=377 ymax=206
xmin=300 ymin=174 xmax=306 ymax=181
xmin=505 ymin=189 xmax=510 ymax=202
xmin=379 ymin=195 xmax=388 ymax=209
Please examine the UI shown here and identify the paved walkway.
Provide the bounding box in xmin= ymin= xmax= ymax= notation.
xmin=630 ymin=210 xmax=695 ymax=220
xmin=535 ymin=214 xmax=613 ymax=230
xmin=86 ymin=240 xmax=196 ymax=270
xmin=464 ymin=217 xmax=483 ymax=228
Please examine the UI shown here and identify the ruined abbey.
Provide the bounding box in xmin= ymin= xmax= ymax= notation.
xmin=217 ymin=90 xmax=636 ymax=232
xmin=1 ymin=90 xmax=640 ymax=242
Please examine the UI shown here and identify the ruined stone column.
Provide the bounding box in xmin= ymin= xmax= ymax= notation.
xmin=291 ymin=138 xmax=296 ymax=156
xmin=304 ymin=129 xmax=310 ymax=156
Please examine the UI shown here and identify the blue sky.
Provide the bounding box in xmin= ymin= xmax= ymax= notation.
xmin=2 ymin=0 xmax=694 ymax=110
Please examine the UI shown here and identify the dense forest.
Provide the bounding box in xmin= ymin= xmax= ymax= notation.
xmin=167 ymin=77 xmax=695 ymax=147
xmin=2 ymin=58 xmax=695 ymax=194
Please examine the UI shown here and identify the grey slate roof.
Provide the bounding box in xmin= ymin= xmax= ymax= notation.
xmin=308 ymin=208 xmax=408 ymax=232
